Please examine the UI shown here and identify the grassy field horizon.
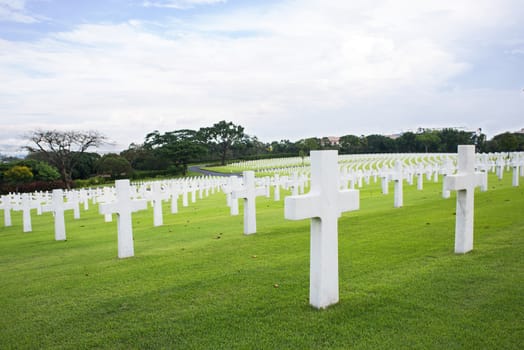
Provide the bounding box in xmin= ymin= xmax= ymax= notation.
xmin=0 ymin=172 xmax=522 ymax=349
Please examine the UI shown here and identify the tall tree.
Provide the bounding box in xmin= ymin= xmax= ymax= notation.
xmin=144 ymin=129 xmax=207 ymax=175
xmin=487 ymin=132 xmax=524 ymax=152
xmin=415 ymin=132 xmax=441 ymax=153
xmin=120 ymin=143 xmax=165 ymax=171
xmin=200 ymin=121 xmax=245 ymax=165
xmin=339 ymin=134 xmax=365 ymax=154
xmin=24 ymin=130 xmax=107 ymax=189
xmin=396 ymin=132 xmax=417 ymax=153
xmin=366 ymin=134 xmax=396 ymax=153
xmin=438 ymin=128 xmax=474 ymax=152
xmin=296 ymin=137 xmax=321 ymax=154
xmin=71 ymin=152 xmax=101 ymax=179
xmin=96 ymin=154 xmax=133 ymax=179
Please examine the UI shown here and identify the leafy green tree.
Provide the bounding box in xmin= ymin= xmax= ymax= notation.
xmin=396 ymin=132 xmax=417 ymax=153
xmin=4 ymin=165 xmax=33 ymax=192
xmin=438 ymin=129 xmax=474 ymax=152
xmin=296 ymin=137 xmax=321 ymax=154
xmin=144 ymin=129 xmax=207 ymax=175
xmin=11 ymin=159 xmax=61 ymax=181
xmin=231 ymin=136 xmax=268 ymax=159
xmin=415 ymin=132 xmax=441 ymax=153
xmin=339 ymin=134 xmax=365 ymax=154
xmin=120 ymin=143 xmax=165 ymax=171
xmin=24 ymin=130 xmax=107 ymax=189
xmin=200 ymin=121 xmax=245 ymax=165
xmin=487 ymin=132 xmax=524 ymax=152
xmin=366 ymin=134 xmax=396 ymax=153
xmin=71 ymin=152 xmax=101 ymax=179
xmin=96 ymin=154 xmax=132 ymax=179
xmin=32 ymin=161 xmax=61 ymax=181
xmin=270 ymin=139 xmax=298 ymax=155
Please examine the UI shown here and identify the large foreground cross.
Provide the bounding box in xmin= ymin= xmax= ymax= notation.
xmin=443 ymin=145 xmax=484 ymax=254
xmin=285 ymin=150 xmax=360 ymax=309
xmin=99 ymin=180 xmax=147 ymax=258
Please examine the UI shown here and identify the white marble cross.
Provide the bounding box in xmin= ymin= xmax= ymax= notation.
xmin=191 ymin=184 xmax=197 ymax=203
xmin=380 ymin=166 xmax=389 ymax=195
xmin=495 ymin=157 xmax=505 ymax=180
xmin=99 ymin=180 xmax=147 ymax=258
xmin=148 ymin=182 xmax=168 ymax=227
xmin=391 ymin=160 xmax=403 ymax=208
xmin=79 ymin=188 xmax=89 ymax=210
xmin=232 ymin=171 xmax=266 ymax=235
xmin=169 ymin=182 xmax=181 ymax=214
xmin=441 ymin=158 xmax=455 ymax=199
xmin=222 ymin=176 xmax=241 ymax=215
xmin=97 ymin=188 xmax=116 ymax=222
xmin=14 ymin=193 xmax=40 ymax=232
xmin=273 ymin=174 xmax=281 ymax=201
xmin=66 ymin=190 xmax=81 ymax=219
xmin=285 ymin=172 xmax=301 ymax=196
xmin=443 ymin=145 xmax=485 ymax=254
xmin=520 ymin=154 xmax=524 ymax=177
xmin=416 ymin=165 xmax=424 ymax=190
xmin=181 ymin=183 xmax=189 ymax=207
xmin=285 ymin=150 xmax=360 ymax=309
xmin=42 ymin=189 xmax=75 ymax=241
xmin=0 ymin=195 xmax=13 ymax=227
xmin=511 ymin=157 xmax=520 ymax=187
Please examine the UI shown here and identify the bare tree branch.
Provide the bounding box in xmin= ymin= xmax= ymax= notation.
xmin=23 ymin=129 xmax=108 ymax=189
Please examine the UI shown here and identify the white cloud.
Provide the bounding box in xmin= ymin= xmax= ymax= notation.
xmin=143 ymin=0 xmax=226 ymax=10
xmin=0 ymin=0 xmax=523 ymax=154
xmin=0 ymin=0 xmax=38 ymax=23
xmin=0 ymin=0 xmax=25 ymax=11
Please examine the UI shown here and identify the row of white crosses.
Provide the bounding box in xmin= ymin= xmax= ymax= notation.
xmin=0 ymin=149 xmax=518 ymax=311
xmin=0 ymin=190 xmax=81 ymax=237
xmin=283 ymin=147 xmax=490 ymax=309
xmin=98 ymin=177 xmax=230 ymax=258
xmin=229 ymin=151 xmax=523 ymax=192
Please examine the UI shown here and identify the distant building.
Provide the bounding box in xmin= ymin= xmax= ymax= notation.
xmin=386 ymin=133 xmax=402 ymax=140
xmin=321 ymin=136 xmax=340 ymax=146
xmin=327 ymin=136 xmax=340 ymax=145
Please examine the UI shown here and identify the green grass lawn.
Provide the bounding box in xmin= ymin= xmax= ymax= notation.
xmin=0 ymin=173 xmax=522 ymax=349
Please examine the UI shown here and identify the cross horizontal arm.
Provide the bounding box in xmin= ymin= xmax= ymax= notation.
xmin=255 ymin=188 xmax=266 ymax=197
xmin=338 ymin=190 xmax=360 ymax=213
xmin=131 ymin=200 xmax=148 ymax=212
xmin=232 ymin=188 xmax=247 ymax=199
xmin=285 ymin=194 xmax=320 ymax=221
xmin=99 ymin=203 xmax=116 ymax=215
xmin=444 ymin=173 xmax=484 ymax=191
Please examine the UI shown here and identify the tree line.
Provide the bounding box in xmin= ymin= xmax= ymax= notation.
xmin=1 ymin=121 xmax=523 ymax=193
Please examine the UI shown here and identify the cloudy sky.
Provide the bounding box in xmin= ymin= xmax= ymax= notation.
xmin=1 ymin=0 xmax=523 ymax=155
